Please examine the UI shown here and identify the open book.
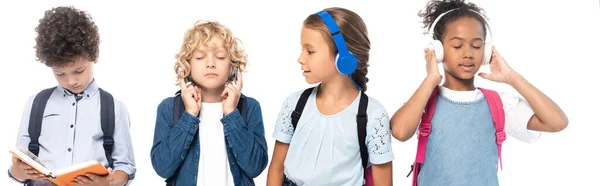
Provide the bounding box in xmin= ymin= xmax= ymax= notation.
xmin=9 ymin=147 xmax=109 ymax=186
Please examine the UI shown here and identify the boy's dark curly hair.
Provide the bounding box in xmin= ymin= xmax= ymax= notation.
xmin=35 ymin=6 xmax=99 ymax=67
xmin=418 ymin=0 xmax=487 ymax=41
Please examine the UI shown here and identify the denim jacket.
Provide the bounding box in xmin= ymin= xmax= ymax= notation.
xmin=150 ymin=96 xmax=268 ymax=186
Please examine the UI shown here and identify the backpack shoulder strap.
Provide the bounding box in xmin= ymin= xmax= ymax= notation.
xmin=410 ymin=86 xmax=439 ymax=186
xmin=357 ymin=92 xmax=374 ymax=186
xmin=167 ymin=90 xmax=184 ymax=184
xmin=356 ymin=91 xmax=369 ymax=171
xmin=237 ymin=94 xmax=248 ymax=122
xmin=28 ymin=87 xmax=57 ymax=156
xmin=416 ymin=86 xmax=439 ymax=163
xmin=291 ymin=87 xmax=315 ymax=131
xmin=478 ymin=88 xmax=506 ymax=170
xmin=172 ymin=90 xmax=185 ymax=128
xmin=98 ymin=88 xmax=115 ymax=168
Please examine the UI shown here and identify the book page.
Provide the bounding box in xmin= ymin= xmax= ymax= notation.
xmin=9 ymin=147 xmax=51 ymax=176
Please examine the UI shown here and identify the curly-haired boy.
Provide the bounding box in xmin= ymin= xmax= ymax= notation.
xmin=8 ymin=6 xmax=136 ymax=186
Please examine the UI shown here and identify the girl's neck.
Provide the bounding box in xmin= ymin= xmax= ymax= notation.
xmin=199 ymin=85 xmax=225 ymax=103
xmin=442 ymin=71 xmax=476 ymax=91
xmin=318 ymin=75 xmax=359 ymax=103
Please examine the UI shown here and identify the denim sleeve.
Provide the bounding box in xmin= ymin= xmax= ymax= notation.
xmin=150 ymin=97 xmax=200 ymax=178
xmin=221 ymin=97 xmax=269 ymax=178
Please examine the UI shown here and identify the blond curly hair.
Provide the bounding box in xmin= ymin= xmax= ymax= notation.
xmin=174 ymin=20 xmax=248 ymax=84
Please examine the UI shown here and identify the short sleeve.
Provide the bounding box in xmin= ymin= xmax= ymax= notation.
xmin=365 ymin=100 xmax=394 ymax=165
xmin=500 ymin=92 xmax=541 ymax=144
xmin=272 ymin=94 xmax=297 ymax=144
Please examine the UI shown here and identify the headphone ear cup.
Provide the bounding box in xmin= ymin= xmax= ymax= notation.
xmin=428 ymin=40 xmax=444 ymax=63
xmin=482 ymin=42 xmax=492 ymax=65
xmin=335 ymin=53 xmax=341 ymax=73
xmin=335 ymin=53 xmax=358 ymax=75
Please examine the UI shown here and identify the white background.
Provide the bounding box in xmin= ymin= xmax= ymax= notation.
xmin=1 ymin=0 xmax=599 ymax=185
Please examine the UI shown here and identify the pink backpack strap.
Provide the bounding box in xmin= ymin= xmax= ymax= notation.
xmin=416 ymin=86 xmax=439 ymax=163
xmin=410 ymin=86 xmax=439 ymax=186
xmin=478 ymin=88 xmax=506 ymax=170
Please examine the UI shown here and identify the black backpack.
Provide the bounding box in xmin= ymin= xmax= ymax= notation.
xmin=166 ymin=90 xmax=249 ymax=185
xmin=28 ymin=87 xmax=116 ymax=168
xmin=289 ymin=86 xmax=370 ymax=185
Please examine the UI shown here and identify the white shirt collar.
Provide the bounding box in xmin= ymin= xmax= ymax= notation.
xmin=439 ymin=86 xmax=485 ymax=102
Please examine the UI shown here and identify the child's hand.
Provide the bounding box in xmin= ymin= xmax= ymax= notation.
xmin=179 ymin=73 xmax=202 ymax=117
xmin=221 ymin=68 xmax=243 ymax=115
xmin=72 ymin=171 xmax=111 ymax=186
xmin=478 ymin=46 xmax=517 ymax=84
xmin=425 ymin=48 xmax=442 ymax=85
xmin=10 ymin=156 xmax=46 ymax=181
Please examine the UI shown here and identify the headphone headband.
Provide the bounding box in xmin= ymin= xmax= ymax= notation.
xmin=314 ymin=9 xmax=361 ymax=90
xmin=427 ymin=8 xmax=493 ymax=41
xmin=317 ymin=10 xmax=351 ymax=55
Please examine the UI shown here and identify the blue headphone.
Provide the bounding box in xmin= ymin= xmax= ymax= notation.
xmin=316 ymin=10 xmax=358 ymax=75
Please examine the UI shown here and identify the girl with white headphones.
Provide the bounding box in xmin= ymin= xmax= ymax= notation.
xmin=390 ymin=0 xmax=568 ymax=185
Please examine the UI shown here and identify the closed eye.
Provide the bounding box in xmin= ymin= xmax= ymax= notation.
xmin=471 ymin=39 xmax=484 ymax=49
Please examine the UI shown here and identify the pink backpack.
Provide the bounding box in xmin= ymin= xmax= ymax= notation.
xmin=364 ymin=166 xmax=373 ymax=186
xmin=408 ymin=87 xmax=507 ymax=186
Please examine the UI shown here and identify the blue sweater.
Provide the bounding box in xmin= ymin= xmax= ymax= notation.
xmin=150 ymin=96 xmax=268 ymax=186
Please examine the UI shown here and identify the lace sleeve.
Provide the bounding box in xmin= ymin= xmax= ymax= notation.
xmin=273 ymin=96 xmax=296 ymax=143
xmin=366 ymin=105 xmax=394 ymax=164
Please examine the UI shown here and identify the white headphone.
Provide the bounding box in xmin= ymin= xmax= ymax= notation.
xmin=426 ymin=8 xmax=494 ymax=65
